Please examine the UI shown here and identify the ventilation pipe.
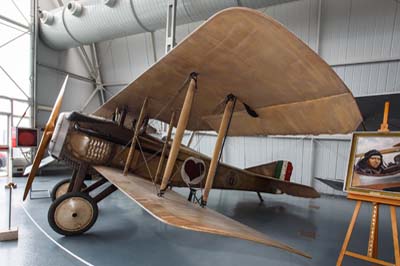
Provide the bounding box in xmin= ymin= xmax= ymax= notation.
xmin=39 ymin=0 xmax=297 ymax=50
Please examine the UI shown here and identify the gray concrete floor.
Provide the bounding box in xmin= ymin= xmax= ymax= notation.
xmin=0 ymin=175 xmax=398 ymax=266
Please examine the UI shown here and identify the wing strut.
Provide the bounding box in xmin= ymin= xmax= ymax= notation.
xmin=160 ymin=72 xmax=198 ymax=193
xmin=202 ymin=94 xmax=236 ymax=206
xmin=123 ymin=97 xmax=148 ymax=175
xmin=155 ymin=111 xmax=176 ymax=184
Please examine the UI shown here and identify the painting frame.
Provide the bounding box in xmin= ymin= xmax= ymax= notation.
xmin=344 ymin=131 xmax=400 ymax=200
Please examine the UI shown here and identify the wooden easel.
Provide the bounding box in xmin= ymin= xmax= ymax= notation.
xmin=337 ymin=102 xmax=400 ymax=266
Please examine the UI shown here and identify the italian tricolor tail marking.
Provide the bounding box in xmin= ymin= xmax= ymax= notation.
xmin=274 ymin=161 xmax=293 ymax=182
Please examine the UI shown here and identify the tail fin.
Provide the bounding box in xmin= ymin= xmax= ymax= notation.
xmin=246 ymin=160 xmax=293 ymax=181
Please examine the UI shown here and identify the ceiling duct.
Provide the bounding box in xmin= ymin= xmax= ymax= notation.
xmin=40 ymin=0 xmax=298 ymax=50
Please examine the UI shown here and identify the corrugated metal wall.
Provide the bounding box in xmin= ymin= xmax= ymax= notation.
xmin=321 ymin=0 xmax=400 ymax=97
xmin=182 ymin=133 xmax=348 ymax=196
xmin=94 ymin=0 xmax=400 ymax=195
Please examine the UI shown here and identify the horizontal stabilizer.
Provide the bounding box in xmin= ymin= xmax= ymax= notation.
xmin=93 ymin=165 xmax=310 ymax=258
xmin=252 ymin=173 xmax=320 ymax=198
xmin=315 ymin=177 xmax=344 ymax=191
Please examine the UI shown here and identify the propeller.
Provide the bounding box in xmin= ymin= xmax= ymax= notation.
xmin=23 ymin=75 xmax=69 ymax=200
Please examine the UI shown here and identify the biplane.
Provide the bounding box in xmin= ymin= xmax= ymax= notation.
xmin=23 ymin=7 xmax=362 ymax=258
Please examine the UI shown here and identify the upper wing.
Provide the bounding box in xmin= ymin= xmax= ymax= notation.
xmin=93 ymin=165 xmax=310 ymax=258
xmin=94 ymin=7 xmax=362 ymax=136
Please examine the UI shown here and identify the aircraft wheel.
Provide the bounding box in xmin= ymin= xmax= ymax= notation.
xmin=48 ymin=192 xmax=98 ymax=236
xmin=51 ymin=178 xmax=87 ymax=201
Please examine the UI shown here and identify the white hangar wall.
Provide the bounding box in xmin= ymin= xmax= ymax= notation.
xmin=181 ymin=134 xmax=349 ymax=196
xmin=322 ymin=0 xmax=400 ymax=96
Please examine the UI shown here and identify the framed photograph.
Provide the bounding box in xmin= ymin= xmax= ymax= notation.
xmin=345 ymin=132 xmax=400 ymax=199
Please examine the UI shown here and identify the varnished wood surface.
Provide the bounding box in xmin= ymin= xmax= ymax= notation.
xmin=337 ymin=200 xmax=399 ymax=266
xmin=93 ymin=165 xmax=310 ymax=258
xmin=123 ymin=97 xmax=147 ymax=175
xmin=203 ymin=99 xmax=235 ymax=202
xmin=160 ymin=78 xmax=196 ymax=190
xmin=336 ymin=201 xmax=362 ymax=266
xmin=105 ymin=134 xmax=320 ymax=198
xmin=390 ymin=206 xmax=400 ymax=266
xmin=347 ymin=193 xmax=400 ymax=207
xmin=245 ymin=161 xmax=279 ymax=177
xmin=344 ymin=251 xmax=393 ymax=266
xmin=94 ymin=7 xmax=362 ymax=136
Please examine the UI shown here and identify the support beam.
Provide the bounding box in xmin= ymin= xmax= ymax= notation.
xmin=78 ymin=46 xmax=97 ymax=80
xmin=160 ymin=74 xmax=197 ymax=192
xmin=186 ymin=130 xmax=196 ymax=147
xmin=0 ymin=65 xmax=30 ymax=99
xmin=90 ymin=43 xmax=106 ymax=104
xmin=123 ymin=98 xmax=148 ymax=176
xmin=257 ymin=192 xmax=264 ymax=203
xmin=155 ymin=111 xmax=175 ymax=184
xmin=390 ymin=206 xmax=400 ymax=266
xmin=165 ymin=0 xmax=177 ymax=54
xmin=82 ymin=177 xmax=107 ymax=193
xmin=37 ymin=63 xmax=95 ymax=84
xmin=367 ymin=203 xmax=379 ymax=258
xmin=202 ymin=97 xmax=235 ymax=205
xmin=72 ymin=164 xmax=88 ymax=192
xmin=80 ymin=86 xmax=101 ymax=111
xmin=31 ymin=0 xmax=38 ymax=129
xmin=93 ymin=185 xmax=118 ymax=203
xmin=0 ymin=31 xmax=29 ymax=49
xmin=0 ymin=14 xmax=29 ymax=30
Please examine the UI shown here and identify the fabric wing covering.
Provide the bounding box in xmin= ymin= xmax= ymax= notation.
xmin=93 ymin=166 xmax=311 ymax=258
xmin=94 ymin=7 xmax=362 ymax=135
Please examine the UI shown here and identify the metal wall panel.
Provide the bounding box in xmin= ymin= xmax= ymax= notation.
xmin=109 ymin=38 xmax=132 ymax=84
xmin=313 ymin=139 xmax=350 ymax=195
xmin=263 ymin=0 xmax=319 ymax=51
xmin=320 ymin=0 xmax=399 ymax=64
xmin=333 ymin=61 xmax=400 ymax=96
xmin=97 ymin=41 xmax=116 ymax=85
xmin=190 ymin=134 xmax=318 ymax=191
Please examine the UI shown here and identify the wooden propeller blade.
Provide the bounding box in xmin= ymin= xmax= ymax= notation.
xmin=23 ymin=75 xmax=69 ymax=200
xmin=47 ymin=75 xmax=69 ymax=129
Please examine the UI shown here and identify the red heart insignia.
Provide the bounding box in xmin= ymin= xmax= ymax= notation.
xmin=184 ymin=159 xmax=205 ymax=181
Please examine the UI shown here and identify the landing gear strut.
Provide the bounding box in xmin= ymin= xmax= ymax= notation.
xmin=47 ymin=163 xmax=117 ymax=235
xmin=50 ymin=178 xmax=87 ymax=201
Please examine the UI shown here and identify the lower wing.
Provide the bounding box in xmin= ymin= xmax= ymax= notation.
xmin=93 ymin=165 xmax=310 ymax=258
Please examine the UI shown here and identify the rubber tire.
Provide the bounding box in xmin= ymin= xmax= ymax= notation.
xmin=48 ymin=192 xmax=98 ymax=236
xmin=51 ymin=178 xmax=87 ymax=202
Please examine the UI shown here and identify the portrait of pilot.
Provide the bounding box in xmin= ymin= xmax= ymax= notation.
xmin=355 ymin=149 xmax=384 ymax=175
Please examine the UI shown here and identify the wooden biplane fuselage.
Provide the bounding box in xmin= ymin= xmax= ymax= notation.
xmin=50 ymin=111 xmax=315 ymax=196
xmin=23 ymin=7 xmax=363 ymax=259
